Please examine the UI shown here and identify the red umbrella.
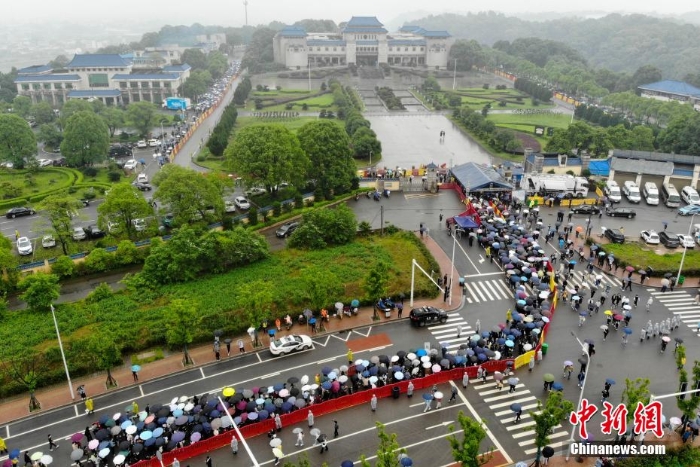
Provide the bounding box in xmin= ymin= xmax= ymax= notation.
xmin=613 ymin=314 xmax=624 ymax=321
xmin=498 ymin=323 xmax=507 ymax=330
xmin=625 ymin=266 xmax=635 ymax=272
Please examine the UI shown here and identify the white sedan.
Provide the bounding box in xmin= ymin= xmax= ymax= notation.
xmin=124 ymin=159 xmax=138 ymax=170
xmin=42 ymin=235 xmax=56 ymax=248
xmin=269 ymin=335 xmax=313 ymax=356
xmin=17 ymin=237 xmax=33 ymax=255
xmin=640 ymin=230 xmax=660 ymax=245
xmin=37 ymin=158 xmax=53 ymax=167
xmin=234 ymin=196 xmax=250 ymax=210
xmin=224 ymin=200 xmax=237 ymax=213
xmin=677 ymin=234 xmax=695 ymax=249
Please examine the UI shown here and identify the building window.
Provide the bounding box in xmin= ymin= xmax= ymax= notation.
xmin=164 ymin=82 xmax=171 ymax=88
xmin=21 ymin=84 xmax=29 ymax=90
xmin=141 ymin=82 xmax=150 ymax=88
xmin=413 ymin=47 xmax=416 ymax=51
xmin=405 ymin=47 xmax=408 ymax=51
xmin=153 ymin=82 xmax=160 ymax=88
xmin=88 ymin=73 xmax=109 ymax=88
xmin=54 ymin=83 xmax=62 ymax=90
xmin=66 ymin=83 xmax=73 ymax=89
xmin=119 ymin=81 xmax=127 ymax=88
xmin=130 ymin=82 xmax=138 ymax=89
xmin=421 ymin=47 xmax=424 ymax=51
xmin=32 ymin=84 xmax=41 ymax=90
xmin=333 ymin=47 xmax=336 ymax=51
xmin=342 ymin=47 xmax=345 ymax=51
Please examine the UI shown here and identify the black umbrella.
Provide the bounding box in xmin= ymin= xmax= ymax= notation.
xmin=157 ymin=407 xmax=170 ymax=417
xmin=675 ymin=338 xmax=684 ymax=344
xmin=95 ymin=429 xmax=109 ymax=441
xmin=214 ymin=329 xmax=223 ymax=337
xmin=664 ymin=272 xmax=673 ymax=279
xmin=287 ymin=376 xmax=300 ymax=385
xmin=132 ymin=444 xmax=143 ymax=454
xmin=119 ymin=441 xmax=130 ymax=450
xmin=149 ymin=404 xmax=162 ymax=414
xmin=542 ymin=446 xmax=555 ymax=458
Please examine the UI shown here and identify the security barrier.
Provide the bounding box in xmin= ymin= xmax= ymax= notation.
xmin=130 ymin=360 xmax=512 ymax=467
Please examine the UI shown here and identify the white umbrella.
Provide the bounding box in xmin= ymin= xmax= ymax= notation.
xmin=270 ymin=438 xmax=282 ymax=447
xmin=40 ymin=455 xmax=53 ymax=465
xmin=310 ymin=428 xmax=321 ymax=438
xmin=300 ymin=375 xmax=309 ymax=385
xmin=113 ymin=454 xmax=126 ymax=465
xmin=293 ymin=428 xmax=303 ymax=434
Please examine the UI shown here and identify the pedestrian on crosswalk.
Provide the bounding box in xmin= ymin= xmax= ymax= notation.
xmin=695 ymin=289 xmax=700 ymax=304
xmin=634 ymin=294 xmax=639 ymax=307
xmin=423 ymin=396 xmax=432 ymax=412
xmin=514 ymin=408 xmax=522 ymax=423
xmin=508 ymin=377 xmax=519 ymax=393
xmin=457 ymin=324 xmax=462 ymax=338
xmin=646 ymin=297 xmax=653 ymax=312
xmin=577 ymin=371 xmax=586 ymax=388
xmin=475 ymin=319 xmax=480 ymax=335
xmin=653 ymin=322 xmax=659 ymax=338
xmin=622 ymin=333 xmax=628 ymax=346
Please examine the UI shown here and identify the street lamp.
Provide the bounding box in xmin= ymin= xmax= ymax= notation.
xmin=51 ymin=304 xmax=75 ymax=400
xmin=369 ymin=151 xmax=373 ymax=168
xmin=566 ymin=331 xmax=589 ymax=461
xmin=676 ymin=213 xmax=697 ymax=286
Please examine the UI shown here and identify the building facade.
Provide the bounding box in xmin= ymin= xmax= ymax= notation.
xmin=638 ymin=80 xmax=700 ymax=111
xmin=273 ymin=16 xmax=452 ymax=70
xmin=14 ymin=54 xmax=190 ymax=106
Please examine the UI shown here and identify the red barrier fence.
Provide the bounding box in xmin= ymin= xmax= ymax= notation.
xmin=131 ymin=359 xmax=511 ymax=466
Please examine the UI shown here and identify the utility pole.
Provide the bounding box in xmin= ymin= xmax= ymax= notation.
xmin=243 ymin=0 xmax=249 ymax=26
xmin=380 ymin=205 xmax=384 ymax=236
xmin=452 ymin=59 xmax=457 ymax=90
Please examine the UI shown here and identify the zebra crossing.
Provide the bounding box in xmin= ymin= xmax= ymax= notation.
xmin=472 ymin=378 xmax=569 ymax=456
xmin=426 ymin=311 xmax=475 ymax=351
xmin=463 ymin=270 xmax=623 ymax=304
xmin=647 ymin=289 xmax=700 ymax=334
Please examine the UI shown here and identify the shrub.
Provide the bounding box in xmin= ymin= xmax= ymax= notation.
xmin=294 ymin=194 xmax=304 ymax=209
xmin=272 ymin=201 xmax=282 ymax=217
xmin=82 ymin=167 xmax=98 ymax=177
xmin=84 ymin=248 xmax=114 ymax=273
xmin=116 ymin=240 xmax=139 ymax=266
xmin=83 ymin=189 xmax=97 ymax=200
xmin=85 ymin=282 xmax=113 ymax=304
xmin=248 ymin=207 xmax=258 ymax=226
xmin=108 ymin=171 xmax=121 ymax=182
xmin=51 ymin=255 xmax=75 ymax=278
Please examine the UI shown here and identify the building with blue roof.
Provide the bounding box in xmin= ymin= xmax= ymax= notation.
xmin=14 ymin=52 xmax=191 ymax=107
xmin=638 ymin=80 xmax=700 ymax=109
xmin=273 ymin=16 xmax=452 ymax=70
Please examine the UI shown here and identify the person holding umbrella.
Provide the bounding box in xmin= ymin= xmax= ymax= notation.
xmin=602 ymin=324 xmax=609 ymax=341
xmin=577 ymin=370 xmax=586 ymax=388
xmin=508 ymin=377 xmax=519 ymax=393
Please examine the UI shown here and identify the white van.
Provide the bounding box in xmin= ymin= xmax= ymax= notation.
xmin=604 ymin=181 xmax=622 ymax=203
xmin=681 ymin=186 xmax=700 ymax=205
xmin=622 ymin=181 xmax=641 ymax=203
xmin=643 ymin=182 xmax=659 ymax=205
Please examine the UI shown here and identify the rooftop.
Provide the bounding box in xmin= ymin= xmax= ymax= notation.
xmin=14 ymin=74 xmax=81 ymax=83
xmin=67 ymin=54 xmax=130 ymax=68
xmin=112 ymin=73 xmax=180 ymax=80
xmin=17 ymin=65 xmax=52 ymax=75
xmin=638 ymin=80 xmax=700 ymax=97
xmin=278 ymin=26 xmax=308 ymax=38
xmin=162 ymin=64 xmax=191 ymax=72
xmin=68 ymin=90 xmax=122 ymax=98
xmin=346 ymin=16 xmax=384 ymax=27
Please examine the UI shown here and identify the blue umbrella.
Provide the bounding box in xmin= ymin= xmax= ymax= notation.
xmin=369 ymin=366 xmax=379 ymax=376
xmin=416 ymin=349 xmax=427 ymax=357
xmin=342 ymin=462 xmax=354 ymax=467
xmin=623 ymin=327 xmax=633 ymax=335
xmin=605 ymin=378 xmax=616 ymax=385
xmin=322 ymin=366 xmax=332 ymax=375
xmin=538 ymin=283 xmax=549 ymax=290
xmin=579 ymin=311 xmax=588 ymax=316
xmin=517 ymin=300 xmax=526 ymax=306
xmin=510 ymin=403 xmax=522 ymax=412
xmin=401 ymin=457 xmax=414 ymax=466
xmin=512 ymin=312 xmax=522 ymax=321
xmin=422 ymin=393 xmax=433 ymax=401
xmin=362 ymin=370 xmax=370 ymax=377
xmin=507 ymin=334 xmax=515 ymax=340
xmin=552 ymin=382 xmax=564 ymax=391
xmin=322 ymin=381 xmax=332 ymax=390
xmin=569 ymin=260 xmax=577 ymax=265
xmin=505 ymin=340 xmax=514 ymax=348
xmin=9 ymin=449 xmax=20 ymax=460
xmin=478 ymin=354 xmax=487 ymax=361
xmin=273 ymin=383 xmax=284 ymax=392
xmin=481 ymin=331 xmax=490 ymax=338
xmin=131 ymin=365 xmax=141 ymax=372
xmin=531 ymin=277 xmax=541 ymax=285
xmin=497 ymin=338 xmax=506 ymax=345
xmin=520 ymin=276 xmax=528 ymax=282
xmin=351 ymin=299 xmax=360 ymax=307
xmin=525 ymin=322 xmax=536 ymax=329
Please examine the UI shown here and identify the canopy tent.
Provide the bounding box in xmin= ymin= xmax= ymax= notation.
xmin=450 ymin=162 xmax=514 ymax=194
xmin=454 ymin=216 xmax=479 ymax=229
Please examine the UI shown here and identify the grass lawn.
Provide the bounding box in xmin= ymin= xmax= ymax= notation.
xmin=234 ymin=116 xmax=327 ymax=133
xmin=246 ymin=91 xmax=335 ymax=113
xmin=0 ymin=232 xmax=439 ymax=393
xmin=487 ymin=113 xmax=571 ymax=131
xmin=0 ymin=169 xmax=73 ymax=201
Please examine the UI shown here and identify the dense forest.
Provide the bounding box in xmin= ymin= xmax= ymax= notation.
xmin=408 ymin=12 xmax=700 ymax=80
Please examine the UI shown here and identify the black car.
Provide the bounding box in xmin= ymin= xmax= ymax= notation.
xmin=605 ymin=207 xmax=636 ymax=218
xmin=133 ymin=182 xmax=153 ymax=191
xmin=6 ymin=207 xmax=35 ymax=219
xmin=109 ymin=145 xmax=133 ymax=158
xmin=571 ymin=205 xmax=600 ymax=215
xmin=659 ymin=231 xmax=680 ymax=248
xmin=83 ymin=225 xmax=106 ymax=239
xmin=275 ymin=221 xmax=299 ymax=238
xmin=52 ymin=157 xmax=66 ymax=167
xmin=604 ymin=228 xmax=625 ymax=244
xmin=409 ymin=306 xmax=449 ymax=327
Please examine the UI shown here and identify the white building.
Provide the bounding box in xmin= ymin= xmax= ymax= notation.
xmin=273 ymin=16 xmax=453 ymax=70
xmin=14 ymin=54 xmax=190 ymax=106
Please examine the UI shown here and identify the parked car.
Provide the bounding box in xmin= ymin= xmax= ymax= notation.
xmin=6 ymin=207 xmax=36 ymax=219
xmin=136 ymin=140 xmax=148 ymax=148
xmin=148 ymin=139 xmax=159 ymax=147
xmin=132 ymin=182 xmax=152 ymax=191
xmin=124 ymin=159 xmax=138 ymax=170
xmin=132 ymin=218 xmax=147 ymax=232
xmin=52 ymin=157 xmax=66 ymax=167
xmin=72 ymin=227 xmax=87 ymax=241
xmin=41 ymin=235 xmax=56 ymax=248
xmin=571 ymin=205 xmax=600 ymax=215
xmin=109 ymin=145 xmax=133 ymax=158
xmin=276 ymin=221 xmax=299 ymax=238
xmin=681 ymin=186 xmax=700 ymax=205
xmin=605 ymin=206 xmax=636 ymax=218
xmin=604 ymin=228 xmax=625 ymax=244
xmin=245 ymin=187 xmax=266 ymax=197
xmin=83 ymin=225 xmax=106 ymax=239
xmin=269 ymin=335 xmax=313 ymax=356
xmin=107 ymin=221 xmax=121 ymax=234
xmin=234 ymin=196 xmax=251 ymax=210
xmin=137 ymin=173 xmax=148 ymax=183
xmin=677 ymin=234 xmax=695 ymax=249
xmin=37 ymin=158 xmax=53 ymax=167
xmin=16 ymin=237 xmax=32 ymax=256
xmin=161 ymin=214 xmax=175 ymax=228
xmin=659 ymin=231 xmax=680 ymax=248
xmin=640 ymin=230 xmax=660 ymax=245
xmin=409 ymin=306 xmax=449 ymax=327
xmin=678 ymin=205 xmax=700 ymax=216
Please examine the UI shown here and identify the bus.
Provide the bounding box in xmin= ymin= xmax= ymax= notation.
xmin=661 ymin=181 xmax=681 ymax=208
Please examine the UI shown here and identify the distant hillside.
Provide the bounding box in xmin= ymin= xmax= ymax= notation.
xmin=409 ymin=12 xmax=700 ymax=79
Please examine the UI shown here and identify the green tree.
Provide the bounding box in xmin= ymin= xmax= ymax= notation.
xmin=207 ymin=51 xmax=229 ymax=79
xmin=530 ymin=390 xmax=575 ymax=466
xmin=152 ymin=165 xmax=224 ymax=225
xmin=139 ymin=227 xmax=209 ymax=284
xmin=200 ymin=228 xmax=270 ymax=274
xmin=59 ymin=100 xmax=94 ymax=129
xmin=289 ymin=204 xmax=357 ymax=250
xmin=126 ymin=101 xmax=159 ymax=137
xmin=364 ymin=261 xmax=390 ymax=319
xmin=351 ymin=126 xmax=382 ymax=159
xmin=359 ymin=422 xmax=406 ymax=467
xmin=12 ymin=95 xmax=32 ymax=117
xmin=621 ymin=377 xmax=651 ymax=441
xmin=40 ymin=195 xmax=82 ymax=255
xmin=19 ymin=272 xmax=61 ymax=311
xmin=297 ymin=120 xmax=356 ymax=195
xmin=51 ymin=255 xmax=75 ymax=278
xmin=237 ymin=280 xmax=274 ymax=347
xmin=30 ymin=102 xmax=55 ymax=125
xmin=299 ymin=268 xmax=343 ymax=310
xmin=182 ymin=70 xmax=212 ymax=102
xmin=0 ymin=235 xmax=19 ymax=295
xmin=631 ymin=65 xmax=663 ymax=93
xmin=677 ymin=360 xmax=700 ymax=423
xmin=0 ymin=352 xmax=45 ymax=411
xmin=60 ymin=110 xmax=110 ymax=166
xmin=0 ymin=113 xmax=37 ymax=168
xmin=180 ymin=48 xmax=208 ymax=70
xmin=447 ymin=411 xmax=492 ymax=466
xmin=449 ymin=39 xmax=487 ymax=71
xmin=82 ymin=331 xmax=122 ymax=387
xmin=98 ymin=183 xmax=153 ymax=239
xmin=165 ymin=299 xmax=200 ymax=365
xmin=99 ymin=107 xmax=125 ymax=137
xmin=225 ymin=124 xmax=309 ymax=196
xmin=84 ymin=248 xmax=115 ymax=273
xmin=37 ymin=123 xmax=63 ymax=148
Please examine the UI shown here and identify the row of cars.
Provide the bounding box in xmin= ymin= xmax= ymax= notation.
xmin=640 ymin=228 xmax=699 ymax=248
xmin=605 ymin=180 xmax=700 ymax=211
xmin=194 ymin=61 xmax=240 ymax=113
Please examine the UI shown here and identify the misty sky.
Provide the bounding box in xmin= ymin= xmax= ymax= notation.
xmin=2 ymin=0 xmax=694 ymax=26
